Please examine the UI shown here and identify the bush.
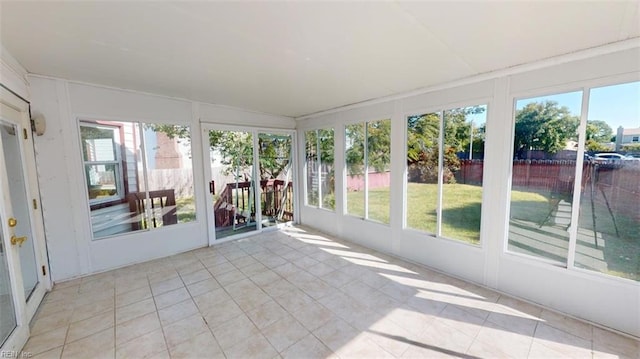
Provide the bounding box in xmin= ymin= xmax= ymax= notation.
xmin=407 ymin=146 xmax=460 ymax=184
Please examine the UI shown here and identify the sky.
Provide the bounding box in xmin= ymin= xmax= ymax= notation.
xmin=515 ymin=81 xmax=640 ymax=130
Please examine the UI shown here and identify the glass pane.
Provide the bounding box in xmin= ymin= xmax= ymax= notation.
xmin=575 ymin=81 xmax=640 ymax=281
xmin=318 ymin=128 xmax=335 ymax=210
xmin=0 ymin=217 xmax=17 ymax=346
xmin=305 ymin=130 xmax=319 ymax=207
xmin=85 ymin=164 xmax=119 ymax=200
xmin=143 ymin=124 xmax=196 ymax=227
xmin=508 ymin=91 xmax=582 ymax=263
xmin=406 ymin=112 xmax=440 ymax=233
xmin=82 ymin=121 xmax=148 ymax=239
xmin=209 ymin=130 xmax=257 ymax=239
xmin=441 ymin=106 xmax=487 ymax=244
xmin=258 ymin=133 xmax=294 ymax=227
xmin=80 ymin=125 xmax=116 ymax=161
xmin=367 ymin=119 xmax=391 ymax=223
xmin=346 ymin=123 xmax=365 ymax=217
xmin=1 ymin=121 xmax=38 ymax=298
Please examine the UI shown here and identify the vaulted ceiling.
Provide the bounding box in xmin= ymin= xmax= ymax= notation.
xmin=2 ymin=1 xmax=639 ymax=117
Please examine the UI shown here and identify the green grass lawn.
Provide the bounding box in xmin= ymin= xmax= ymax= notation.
xmin=346 ymin=183 xmax=551 ymax=244
xmin=346 ymin=188 xmax=389 ymax=224
xmin=346 ymin=183 xmax=486 ymax=242
xmin=176 ymin=196 xmax=196 ymax=222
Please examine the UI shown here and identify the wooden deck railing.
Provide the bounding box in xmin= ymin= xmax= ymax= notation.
xmin=211 ymin=179 xmax=294 ymax=227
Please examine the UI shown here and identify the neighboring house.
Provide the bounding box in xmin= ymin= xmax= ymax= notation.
xmin=615 ymin=126 xmax=640 ymax=150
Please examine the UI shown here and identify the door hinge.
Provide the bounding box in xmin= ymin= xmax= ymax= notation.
xmin=33 ymin=199 xmax=38 ymax=210
xmin=41 ymin=265 xmax=47 ymax=276
xmin=23 ymin=128 xmax=28 ymax=140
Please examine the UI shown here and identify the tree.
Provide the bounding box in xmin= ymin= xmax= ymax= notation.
xmin=513 ymin=101 xmax=579 ymax=159
xmin=366 ymin=119 xmax=392 ymax=173
xmin=407 ymin=106 xmax=485 ymax=183
xmin=585 ymin=120 xmax=613 ymax=152
xmin=407 ymin=112 xmax=463 ymax=184
xmin=586 ymin=120 xmax=613 ymax=143
xmin=257 ymin=133 xmax=292 ymax=180
xmin=407 ymin=113 xmax=440 ymax=182
xmin=209 ymin=130 xmax=254 ymax=179
xmin=305 ymin=129 xmax=335 ymax=208
xmin=145 ymin=124 xmax=293 ymax=180
xmin=344 ymin=120 xmax=392 ymax=175
xmin=345 ymin=123 xmax=365 ymax=176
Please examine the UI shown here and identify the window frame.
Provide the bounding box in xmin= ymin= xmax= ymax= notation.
xmin=504 ymin=78 xmax=640 ymax=283
xmin=303 ymin=127 xmax=335 ymax=211
xmin=403 ymin=102 xmax=489 ymax=246
xmin=344 ymin=118 xmax=393 ymax=224
xmin=78 ymin=118 xmax=199 ymax=241
xmin=79 ymin=121 xmax=125 ymax=206
xmin=504 ymin=87 xmax=586 ymax=266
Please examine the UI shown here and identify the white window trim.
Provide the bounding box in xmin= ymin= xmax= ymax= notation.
xmin=79 ymin=121 xmax=125 ymax=205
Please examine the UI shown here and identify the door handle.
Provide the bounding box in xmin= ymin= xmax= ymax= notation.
xmin=10 ymin=235 xmax=27 ymax=247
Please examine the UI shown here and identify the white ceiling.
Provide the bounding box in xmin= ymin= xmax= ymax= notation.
xmin=1 ymin=1 xmax=639 ymax=118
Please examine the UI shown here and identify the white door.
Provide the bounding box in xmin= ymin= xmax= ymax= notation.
xmin=202 ymin=124 xmax=296 ymax=244
xmin=0 ymin=88 xmax=50 ymax=352
xmin=204 ymin=127 xmax=260 ymax=241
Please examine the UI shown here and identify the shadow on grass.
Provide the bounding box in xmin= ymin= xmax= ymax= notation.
xmin=593 ymin=233 xmax=639 ymax=281
xmin=439 ymin=203 xmax=482 ymax=244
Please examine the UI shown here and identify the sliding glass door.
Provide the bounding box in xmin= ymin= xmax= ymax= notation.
xmin=207 ymin=130 xmax=258 ymax=239
xmin=258 ymin=133 xmax=294 ymax=227
xmin=203 ymin=126 xmax=295 ymax=241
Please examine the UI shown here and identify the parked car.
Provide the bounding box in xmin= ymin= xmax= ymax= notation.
xmin=593 ymin=153 xmax=640 ymax=164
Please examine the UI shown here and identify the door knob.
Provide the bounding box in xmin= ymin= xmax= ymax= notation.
xmin=8 ymin=218 xmax=17 ymax=227
xmin=10 ymin=235 xmax=27 ymax=247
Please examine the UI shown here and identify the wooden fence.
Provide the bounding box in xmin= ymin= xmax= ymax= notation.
xmin=457 ymin=159 xmax=639 ymax=220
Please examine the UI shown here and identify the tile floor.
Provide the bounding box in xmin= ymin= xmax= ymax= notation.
xmin=24 ymin=226 xmax=639 ymax=359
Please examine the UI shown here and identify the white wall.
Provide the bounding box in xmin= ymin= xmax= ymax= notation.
xmin=28 ymin=76 xmax=295 ymax=281
xmin=296 ymin=46 xmax=640 ymax=337
xmin=5 ymin=33 xmax=639 ymax=338
xmin=0 ymin=44 xmax=29 ymax=101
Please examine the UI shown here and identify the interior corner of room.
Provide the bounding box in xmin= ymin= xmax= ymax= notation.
xmin=0 ymin=1 xmax=638 ymax=356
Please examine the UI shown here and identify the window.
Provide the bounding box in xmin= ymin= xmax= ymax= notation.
xmin=304 ymin=128 xmax=335 ymax=210
xmin=507 ymin=91 xmax=582 ymax=263
xmin=507 ymin=82 xmax=639 ymax=282
xmin=406 ymin=112 xmax=440 ymax=234
xmin=575 ymin=81 xmax=639 ymax=281
xmin=633 ymin=136 xmax=639 ymax=142
xmin=79 ymin=120 xmax=196 ymax=239
xmin=305 ymin=130 xmax=319 ymax=206
xmin=441 ymin=107 xmax=487 ymax=243
xmin=345 ymin=123 xmax=365 ymax=217
xmin=406 ymin=105 xmax=487 ymax=244
xmin=80 ymin=123 xmax=123 ymax=203
xmin=345 ymin=119 xmax=391 ymax=224
xmin=258 ymin=132 xmax=294 ymax=227
xmin=142 ymin=125 xmax=196 ymax=226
